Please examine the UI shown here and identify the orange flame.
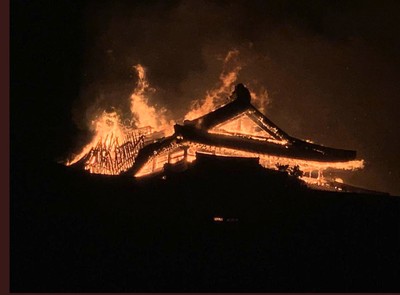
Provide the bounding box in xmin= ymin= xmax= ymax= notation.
xmin=66 ymin=111 xmax=125 ymax=166
xmin=184 ymin=49 xmax=242 ymax=120
xmin=66 ymin=54 xmax=362 ymax=189
xmin=66 ymin=64 xmax=173 ymax=166
xmin=130 ymin=64 xmax=172 ymax=133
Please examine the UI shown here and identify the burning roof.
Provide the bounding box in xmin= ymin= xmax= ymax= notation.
xmin=124 ymin=84 xmax=363 ymax=179
xmin=68 ymin=83 xmax=364 ymax=189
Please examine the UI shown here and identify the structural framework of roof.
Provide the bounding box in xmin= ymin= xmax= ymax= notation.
xmin=125 ymin=84 xmax=359 ymax=177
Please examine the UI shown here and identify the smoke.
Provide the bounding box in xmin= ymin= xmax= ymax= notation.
xmin=70 ymin=0 xmax=400 ymax=195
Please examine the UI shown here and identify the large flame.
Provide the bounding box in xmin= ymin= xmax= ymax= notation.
xmin=184 ymin=49 xmax=242 ymax=120
xmin=66 ymin=64 xmax=172 ymax=166
xmin=130 ymin=64 xmax=172 ymax=133
xmin=184 ymin=49 xmax=270 ymax=120
xmin=67 ymin=50 xmax=264 ymax=167
xmin=66 ymin=111 xmax=126 ymax=166
xmin=66 ymin=52 xmax=363 ymax=190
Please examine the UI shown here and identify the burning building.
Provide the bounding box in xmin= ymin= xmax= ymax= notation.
xmin=69 ymin=83 xmax=364 ymax=189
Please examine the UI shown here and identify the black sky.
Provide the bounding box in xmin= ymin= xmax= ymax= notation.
xmin=11 ymin=0 xmax=400 ymax=195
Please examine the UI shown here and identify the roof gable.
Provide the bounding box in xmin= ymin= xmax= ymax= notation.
xmin=209 ymin=112 xmax=287 ymax=144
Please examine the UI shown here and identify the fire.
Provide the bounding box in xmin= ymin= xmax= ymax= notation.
xmin=66 ymin=50 xmax=364 ymax=191
xmin=134 ymin=140 xmax=364 ymax=179
xmin=67 ymin=50 xmax=265 ymax=168
xmin=66 ymin=111 xmax=126 ymax=166
xmin=184 ymin=49 xmax=242 ymax=120
xmin=184 ymin=49 xmax=270 ymax=120
xmin=130 ymin=65 xmax=172 ymax=133
xmin=66 ymin=64 xmax=173 ymax=168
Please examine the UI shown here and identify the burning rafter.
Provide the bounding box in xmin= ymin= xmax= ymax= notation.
xmin=126 ymin=84 xmax=364 ymax=180
xmin=73 ymin=127 xmax=151 ymax=175
xmin=68 ymin=82 xmax=363 ymax=191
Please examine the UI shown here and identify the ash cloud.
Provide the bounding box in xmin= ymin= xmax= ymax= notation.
xmin=72 ymin=0 xmax=400 ymax=195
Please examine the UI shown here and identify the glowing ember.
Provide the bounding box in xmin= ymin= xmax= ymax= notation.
xmin=66 ymin=64 xmax=173 ymax=171
xmin=66 ymin=51 xmax=364 ymax=191
xmin=66 ymin=111 xmax=126 ymax=166
xmin=134 ymin=140 xmax=364 ymax=179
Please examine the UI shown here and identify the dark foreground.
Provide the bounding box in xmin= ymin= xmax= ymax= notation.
xmin=11 ymin=157 xmax=400 ymax=292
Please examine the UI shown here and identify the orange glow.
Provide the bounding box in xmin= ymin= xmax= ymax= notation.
xmin=208 ymin=112 xmax=288 ymax=144
xmin=250 ymin=87 xmax=269 ymax=114
xmin=66 ymin=110 xmax=150 ymax=175
xmin=213 ymin=217 xmax=224 ymax=222
xmin=66 ymin=64 xmax=173 ymax=173
xmin=184 ymin=50 xmax=242 ymax=120
xmin=67 ymin=51 xmax=270 ymax=172
xmin=184 ymin=50 xmax=270 ymax=120
xmin=130 ymin=64 xmax=173 ymax=134
xmin=66 ymin=111 xmax=126 ymax=166
xmin=66 ymin=55 xmax=364 ymax=189
xmin=134 ymin=140 xmax=364 ymax=182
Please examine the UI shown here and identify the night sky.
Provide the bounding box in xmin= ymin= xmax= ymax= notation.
xmin=11 ymin=0 xmax=400 ymax=195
